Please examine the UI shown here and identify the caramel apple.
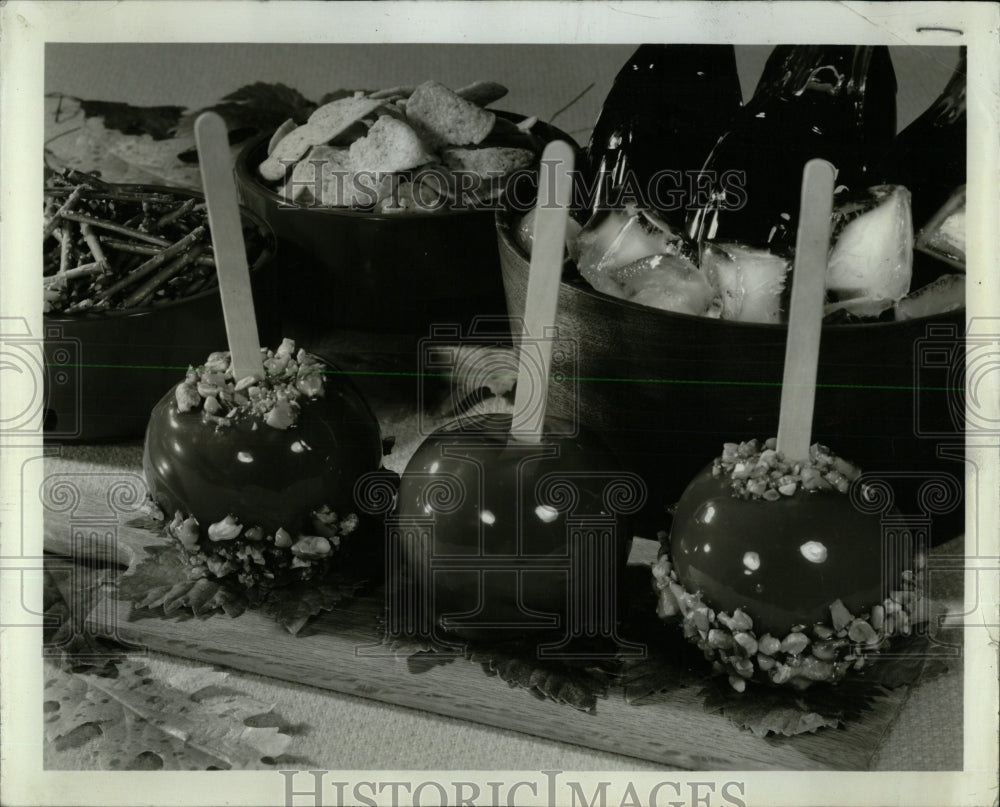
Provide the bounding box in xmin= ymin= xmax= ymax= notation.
xmin=396 ymin=411 xmax=630 ymax=640
xmin=670 ymin=444 xmax=885 ymax=637
xmin=654 ymin=162 xmax=924 ymax=691
xmin=394 ymin=140 xmax=639 ymax=644
xmin=655 ymin=438 xmax=921 ymax=690
xmin=143 ymin=338 xmax=382 ymax=589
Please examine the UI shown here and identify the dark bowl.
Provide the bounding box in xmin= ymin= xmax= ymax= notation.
xmin=43 ymin=184 xmax=285 ymax=443
xmin=234 ymin=113 xmax=578 ymax=338
xmin=496 ymin=209 xmax=967 ymax=542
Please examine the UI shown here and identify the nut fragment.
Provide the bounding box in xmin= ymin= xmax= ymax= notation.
xmin=848 ymin=618 xmax=878 ymax=644
xmin=291 ymin=535 xmax=332 ymax=558
xmin=813 ymin=622 xmax=834 ymax=640
xmin=758 ymin=634 xmax=781 ymax=656
xmin=780 ymin=631 xmax=810 ymax=655
xmin=310 ymin=505 xmax=340 ymax=537
xmin=715 ymin=438 xmax=861 ymax=499
xmin=692 ymin=606 xmax=712 ymax=633
xmin=811 ymin=640 xmax=840 ymax=661
xmin=731 ymin=657 xmax=754 ymax=678
xmin=707 ymin=628 xmax=733 ymax=650
xmin=266 ymin=398 xmax=297 ymax=430
xmin=770 ymin=663 xmax=793 ymax=685
xmin=656 ymin=586 xmax=680 ymax=619
xmin=171 ymin=513 xmax=200 ymax=550
xmin=799 ymin=656 xmax=835 ymax=681
xmin=208 ymin=515 xmax=242 ymax=542
xmin=204 ymin=351 xmax=230 ymax=372
xmin=829 ymin=599 xmax=854 ymax=632
xmin=234 ymin=374 xmax=258 ymax=392
xmin=718 ymin=608 xmax=753 ymax=632
xmin=733 ymin=631 xmax=758 ymax=655
xmin=175 ymin=382 xmax=201 ymax=412
xmin=197 ymin=380 xmax=222 ymax=398
xmin=296 ymin=372 xmax=324 ymax=398
xmin=265 ymin=354 xmax=290 ymax=375
xmin=274 ymin=527 xmax=293 ymax=548
xmin=243 ymin=525 xmax=264 ymax=541
xmin=756 ymin=653 xmax=776 ymax=671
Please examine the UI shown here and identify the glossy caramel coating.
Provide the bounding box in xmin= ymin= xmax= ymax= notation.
xmin=396 ymin=412 xmax=631 ymax=640
xmin=669 ymin=464 xmax=901 ymax=636
xmin=144 ymin=370 xmax=381 ymax=539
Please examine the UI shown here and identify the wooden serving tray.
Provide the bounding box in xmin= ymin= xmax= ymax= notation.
xmin=44 ymin=498 xmax=929 ymax=771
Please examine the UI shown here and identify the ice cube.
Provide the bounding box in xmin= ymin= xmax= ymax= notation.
xmin=702 ymin=242 xmax=790 ymax=324
xmin=607 ymin=253 xmax=718 ymax=316
xmin=894 ymin=273 xmax=965 ymax=320
xmin=825 ymin=184 xmax=913 ymax=317
xmin=572 ymin=205 xmax=688 ymax=297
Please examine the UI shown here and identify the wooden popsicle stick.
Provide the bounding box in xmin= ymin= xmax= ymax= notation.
xmin=776 ymin=159 xmax=837 ymax=461
xmin=194 ymin=112 xmax=264 ymax=382
xmin=510 ymin=140 xmax=575 ymax=442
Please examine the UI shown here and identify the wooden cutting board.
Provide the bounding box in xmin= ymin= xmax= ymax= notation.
xmin=44 ymin=496 xmax=931 ymax=771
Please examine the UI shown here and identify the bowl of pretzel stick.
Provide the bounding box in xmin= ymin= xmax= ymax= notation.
xmin=42 ymin=170 xmax=285 ymax=441
xmin=234 ymin=79 xmax=576 ymax=335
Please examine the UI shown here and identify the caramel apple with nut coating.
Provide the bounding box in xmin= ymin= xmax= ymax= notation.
xmin=143 ymin=339 xmax=382 ymax=589
xmin=656 ymin=438 xmax=920 ymax=691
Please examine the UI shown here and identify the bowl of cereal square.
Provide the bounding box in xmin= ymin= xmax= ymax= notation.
xmin=234 ymin=80 xmax=577 ymax=336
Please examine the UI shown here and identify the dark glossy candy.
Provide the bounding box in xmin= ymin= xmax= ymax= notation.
xmin=876 ymin=49 xmax=966 ymax=231
xmin=669 ymin=464 xmax=906 ymax=636
xmin=396 ymin=412 xmax=635 ymax=641
xmin=876 ymin=49 xmax=966 ymax=291
xmin=686 ymin=45 xmax=897 ymax=254
xmin=583 ymin=45 xmax=743 ymax=225
xmin=143 ymin=366 xmax=382 ymax=538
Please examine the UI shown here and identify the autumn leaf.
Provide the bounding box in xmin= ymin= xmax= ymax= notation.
xmin=44 ymin=94 xmax=202 ymax=189
xmin=77 ymin=99 xmax=185 ymax=140
xmin=699 ymin=670 xmax=897 ymax=737
xmin=113 ymin=539 xmax=374 ymax=633
xmin=696 ymin=633 xmax=954 ymax=738
xmin=124 ymin=513 xmax=166 ymax=533
xmin=44 ymin=659 xmax=292 ymax=770
xmin=179 ymin=82 xmax=317 ymax=139
xmin=317 ymin=88 xmax=359 ymax=106
xmin=700 ymin=680 xmax=843 ymax=737
xmin=258 ymin=574 xmax=368 ymax=635
xmin=374 ymin=628 xmax=466 ymax=674
xmin=43 ymin=565 xmax=126 ymax=677
xmin=857 ymin=633 xmax=953 ymax=688
xmin=619 ymin=642 xmax=702 ymax=705
xmin=467 ymin=642 xmax=614 ymax=713
xmin=113 ymin=543 xmax=248 ymax=619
